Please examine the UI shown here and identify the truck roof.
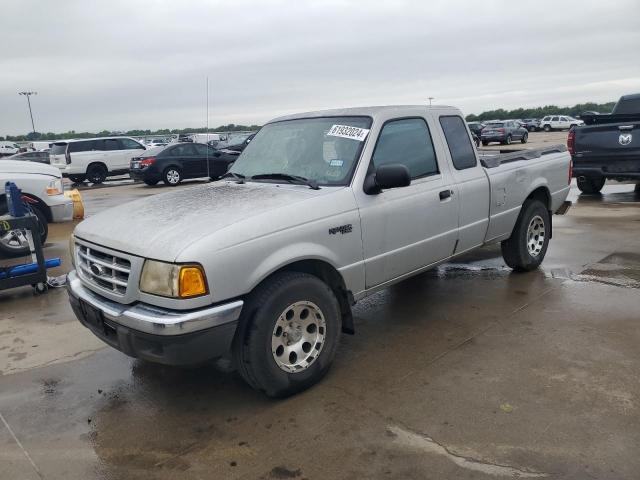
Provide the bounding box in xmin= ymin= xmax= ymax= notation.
xmin=270 ymin=105 xmax=460 ymax=123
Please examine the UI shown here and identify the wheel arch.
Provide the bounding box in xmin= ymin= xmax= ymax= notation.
xmin=524 ymin=185 xmax=552 ymax=237
xmin=87 ymin=161 xmax=108 ymax=173
xmin=251 ymin=258 xmax=354 ymax=334
xmin=0 ymin=192 xmax=52 ymax=222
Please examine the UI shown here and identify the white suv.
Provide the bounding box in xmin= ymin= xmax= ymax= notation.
xmin=539 ymin=115 xmax=584 ymax=132
xmin=49 ymin=137 xmax=146 ymax=184
xmin=0 ymin=141 xmax=21 ymax=157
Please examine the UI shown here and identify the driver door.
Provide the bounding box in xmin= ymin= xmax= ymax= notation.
xmin=355 ymin=117 xmax=459 ymax=288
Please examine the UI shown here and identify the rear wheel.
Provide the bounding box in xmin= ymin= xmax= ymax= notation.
xmin=233 ymin=272 xmax=341 ymax=397
xmin=521 ymin=132 xmax=528 ymax=144
xmin=86 ymin=164 xmax=107 ymax=184
xmin=577 ymin=176 xmax=605 ymax=194
xmin=501 ymin=199 xmax=550 ymax=272
xmin=163 ymin=167 xmax=182 ymax=186
xmin=504 ymin=135 xmax=512 ymax=145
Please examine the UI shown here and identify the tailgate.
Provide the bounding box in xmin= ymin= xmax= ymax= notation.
xmin=573 ymin=122 xmax=640 ymax=160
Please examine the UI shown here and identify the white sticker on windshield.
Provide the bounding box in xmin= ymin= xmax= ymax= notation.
xmin=327 ymin=124 xmax=370 ymax=142
xmin=329 ymin=159 xmax=344 ymax=167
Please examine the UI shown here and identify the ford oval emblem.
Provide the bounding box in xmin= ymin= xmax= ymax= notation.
xmin=89 ymin=263 xmax=105 ymax=277
xmin=619 ymin=133 xmax=632 ymax=146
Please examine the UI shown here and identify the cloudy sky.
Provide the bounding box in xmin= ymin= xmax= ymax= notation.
xmin=1 ymin=0 xmax=639 ymax=135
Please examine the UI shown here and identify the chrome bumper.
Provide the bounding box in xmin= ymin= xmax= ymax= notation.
xmin=67 ymin=270 xmax=243 ymax=336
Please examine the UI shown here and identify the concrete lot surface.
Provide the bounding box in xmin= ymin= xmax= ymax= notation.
xmin=1 ymin=177 xmax=639 ymax=479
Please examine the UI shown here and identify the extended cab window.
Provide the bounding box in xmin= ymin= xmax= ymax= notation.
xmin=371 ymin=118 xmax=438 ymax=179
xmin=439 ymin=116 xmax=477 ymax=170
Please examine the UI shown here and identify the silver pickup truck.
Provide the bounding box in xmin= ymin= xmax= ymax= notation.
xmin=67 ymin=105 xmax=571 ymax=397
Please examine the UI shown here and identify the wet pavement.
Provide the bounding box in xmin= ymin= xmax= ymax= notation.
xmin=1 ymin=181 xmax=640 ymax=479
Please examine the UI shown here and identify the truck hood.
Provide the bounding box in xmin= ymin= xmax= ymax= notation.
xmin=0 ymin=160 xmax=61 ymax=178
xmin=74 ymin=181 xmax=340 ymax=261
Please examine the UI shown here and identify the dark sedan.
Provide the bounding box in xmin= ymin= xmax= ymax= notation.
xmin=481 ymin=121 xmax=528 ymax=146
xmin=129 ymin=143 xmax=237 ymax=186
xmin=5 ymin=151 xmax=50 ymax=164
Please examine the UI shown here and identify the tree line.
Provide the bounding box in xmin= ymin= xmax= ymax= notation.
xmin=465 ymin=101 xmax=616 ymax=122
xmin=1 ymin=100 xmax=619 ymax=141
xmin=1 ymin=123 xmax=262 ymax=142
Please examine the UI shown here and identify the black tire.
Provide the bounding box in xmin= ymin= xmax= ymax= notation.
xmin=501 ymin=199 xmax=550 ymax=272
xmin=68 ymin=175 xmax=86 ymax=184
xmin=232 ymin=271 xmax=341 ymax=398
xmin=482 ymin=141 xmax=488 ymax=146
xmin=521 ymin=132 xmax=528 ymax=144
xmin=577 ymin=176 xmax=605 ymax=194
xmin=528 ymin=126 xmax=536 ymax=132
xmin=0 ymin=205 xmax=48 ymax=258
xmin=163 ymin=167 xmax=182 ymax=186
xmin=143 ymin=179 xmax=159 ymax=186
xmin=506 ymin=135 xmax=512 ymax=145
xmin=86 ymin=164 xmax=107 ymax=184
xmin=635 ymin=182 xmax=640 ymax=193
xmin=543 ymin=124 xmax=551 ymax=132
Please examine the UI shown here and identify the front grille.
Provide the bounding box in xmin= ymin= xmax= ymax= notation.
xmin=76 ymin=243 xmax=131 ymax=296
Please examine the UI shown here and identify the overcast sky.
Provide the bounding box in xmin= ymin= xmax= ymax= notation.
xmin=1 ymin=0 xmax=639 ymax=135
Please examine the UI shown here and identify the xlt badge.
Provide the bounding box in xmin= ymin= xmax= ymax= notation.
xmin=329 ymin=224 xmax=353 ymax=235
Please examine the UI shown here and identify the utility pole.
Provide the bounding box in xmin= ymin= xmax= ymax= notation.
xmin=206 ymin=77 xmax=210 ymax=180
xmin=428 ymin=97 xmax=434 ymax=106
xmin=19 ymin=91 xmax=37 ymax=134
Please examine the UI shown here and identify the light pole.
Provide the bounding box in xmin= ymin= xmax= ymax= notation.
xmin=428 ymin=97 xmax=434 ymax=106
xmin=18 ymin=91 xmax=37 ymax=134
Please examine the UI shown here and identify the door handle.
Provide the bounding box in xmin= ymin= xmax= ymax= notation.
xmin=439 ymin=189 xmax=452 ymax=200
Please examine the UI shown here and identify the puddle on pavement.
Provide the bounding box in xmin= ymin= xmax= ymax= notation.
xmin=551 ymin=252 xmax=640 ymax=289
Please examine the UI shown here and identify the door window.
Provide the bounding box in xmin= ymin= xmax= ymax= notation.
xmin=192 ymin=144 xmax=209 ymax=155
xmin=371 ymin=118 xmax=438 ymax=179
xmin=439 ymin=116 xmax=477 ymax=170
xmin=170 ymin=144 xmax=196 ymax=156
xmin=551 ymin=116 xmax=559 ymax=122
xmin=104 ymin=139 xmax=121 ymax=151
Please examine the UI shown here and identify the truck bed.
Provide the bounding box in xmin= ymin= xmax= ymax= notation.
xmin=478 ymin=144 xmax=568 ymax=168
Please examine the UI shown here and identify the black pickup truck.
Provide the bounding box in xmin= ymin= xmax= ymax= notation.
xmin=569 ymin=93 xmax=640 ymax=193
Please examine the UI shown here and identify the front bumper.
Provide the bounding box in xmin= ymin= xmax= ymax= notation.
xmin=67 ymin=270 xmax=243 ymax=365
xmin=48 ymin=195 xmax=73 ymax=222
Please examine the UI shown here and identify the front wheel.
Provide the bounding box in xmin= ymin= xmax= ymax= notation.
xmin=86 ymin=164 xmax=107 ymax=184
xmin=233 ymin=272 xmax=341 ymax=397
xmin=577 ymin=176 xmax=605 ymax=194
xmin=543 ymin=124 xmax=551 ymax=132
xmin=501 ymin=200 xmax=550 ymax=272
xmin=521 ymin=132 xmax=528 ymax=144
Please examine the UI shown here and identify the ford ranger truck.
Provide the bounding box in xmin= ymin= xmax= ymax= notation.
xmin=67 ymin=105 xmax=571 ymax=397
xmin=570 ymin=93 xmax=640 ymax=193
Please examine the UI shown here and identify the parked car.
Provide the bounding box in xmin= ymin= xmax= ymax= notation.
xmin=0 ymin=141 xmax=21 ymax=157
xmin=145 ymin=138 xmax=169 ymax=148
xmin=521 ymin=119 xmax=540 ymax=132
xmin=129 ymin=143 xmax=237 ymax=186
xmin=5 ymin=151 xmax=50 ymax=164
xmin=481 ymin=121 xmax=529 ymax=145
xmin=68 ymin=104 xmax=571 ymax=397
xmin=219 ymin=133 xmax=256 ymax=153
xmin=467 ymin=122 xmax=485 ymax=138
xmin=0 ymin=160 xmax=73 ymax=257
xmin=213 ymin=133 xmax=254 ymax=151
xmin=539 ymin=115 xmax=584 ymax=132
xmin=569 ymin=93 xmax=640 ymax=193
xmin=49 ymin=137 xmax=146 ymax=184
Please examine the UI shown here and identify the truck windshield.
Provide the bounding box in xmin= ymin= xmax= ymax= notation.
xmin=230 ymin=116 xmax=372 ymax=186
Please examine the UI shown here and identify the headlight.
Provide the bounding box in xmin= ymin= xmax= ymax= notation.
xmin=46 ymin=178 xmax=63 ymax=196
xmin=139 ymin=260 xmax=208 ymax=298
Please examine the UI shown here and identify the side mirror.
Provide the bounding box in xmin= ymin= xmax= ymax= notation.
xmin=364 ymin=164 xmax=411 ymax=195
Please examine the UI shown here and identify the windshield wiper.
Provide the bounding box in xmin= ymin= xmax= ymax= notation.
xmin=221 ymin=171 xmax=245 ymax=183
xmin=250 ymin=173 xmax=320 ymax=190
